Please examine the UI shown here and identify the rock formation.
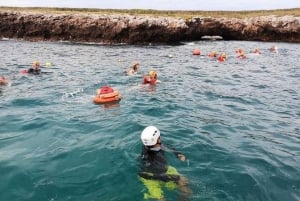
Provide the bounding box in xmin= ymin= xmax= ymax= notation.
xmin=0 ymin=11 xmax=299 ymax=44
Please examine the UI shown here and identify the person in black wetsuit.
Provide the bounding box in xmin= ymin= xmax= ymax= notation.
xmin=139 ymin=126 xmax=192 ymax=201
xmin=28 ymin=61 xmax=41 ymax=74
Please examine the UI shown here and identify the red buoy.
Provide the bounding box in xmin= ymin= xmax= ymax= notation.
xmin=193 ymin=48 xmax=200 ymax=55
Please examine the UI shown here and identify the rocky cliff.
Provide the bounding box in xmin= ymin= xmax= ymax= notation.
xmin=0 ymin=11 xmax=299 ymax=44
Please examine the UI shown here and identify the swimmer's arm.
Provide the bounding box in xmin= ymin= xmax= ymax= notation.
xmin=163 ymin=144 xmax=186 ymax=161
xmin=176 ymin=153 xmax=186 ymax=161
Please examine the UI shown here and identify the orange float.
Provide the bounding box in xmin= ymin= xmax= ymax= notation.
xmin=93 ymin=86 xmax=122 ymax=104
xmin=193 ymin=48 xmax=200 ymax=55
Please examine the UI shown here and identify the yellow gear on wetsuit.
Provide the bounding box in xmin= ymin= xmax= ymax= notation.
xmin=139 ymin=166 xmax=180 ymax=200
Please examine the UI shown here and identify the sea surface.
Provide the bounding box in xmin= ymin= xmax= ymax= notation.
xmin=0 ymin=40 xmax=299 ymax=201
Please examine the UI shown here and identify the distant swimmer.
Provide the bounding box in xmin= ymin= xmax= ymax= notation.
xmin=237 ymin=52 xmax=246 ymax=59
xmin=236 ymin=48 xmax=244 ymax=54
xmin=24 ymin=61 xmax=41 ymax=75
xmin=143 ymin=70 xmax=160 ymax=85
xmin=253 ymin=48 xmax=261 ymax=55
xmin=0 ymin=76 xmax=8 ymax=85
xmin=234 ymin=47 xmax=246 ymax=59
xmin=208 ymin=51 xmax=217 ymax=58
xmin=126 ymin=62 xmax=140 ymax=76
xmin=217 ymin=53 xmax=227 ymax=62
xmin=270 ymin=45 xmax=278 ymax=53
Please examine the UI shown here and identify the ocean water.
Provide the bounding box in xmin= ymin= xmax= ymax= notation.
xmin=0 ymin=40 xmax=299 ymax=201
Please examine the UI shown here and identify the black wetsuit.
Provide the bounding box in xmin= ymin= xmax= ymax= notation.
xmin=141 ymin=146 xmax=168 ymax=174
xmin=27 ymin=68 xmax=41 ymax=75
xmin=139 ymin=145 xmax=182 ymax=182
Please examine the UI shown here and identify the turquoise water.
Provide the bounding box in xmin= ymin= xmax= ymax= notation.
xmin=0 ymin=40 xmax=299 ymax=201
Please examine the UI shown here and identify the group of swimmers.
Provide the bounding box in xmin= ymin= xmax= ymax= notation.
xmin=134 ymin=44 xmax=279 ymax=201
xmin=125 ymin=62 xmax=161 ymax=85
xmin=0 ymin=59 xmax=160 ymax=90
xmin=126 ymin=63 xmax=192 ymax=200
xmin=0 ymin=60 xmax=189 ymax=201
xmin=0 ymin=44 xmax=280 ymax=86
xmin=122 ymin=45 xmax=280 ymax=84
xmin=1 ymin=45 xmax=281 ymax=201
xmin=109 ymin=45 xmax=277 ymax=200
xmin=0 ymin=61 xmax=43 ymax=86
xmin=195 ymin=45 xmax=279 ymax=62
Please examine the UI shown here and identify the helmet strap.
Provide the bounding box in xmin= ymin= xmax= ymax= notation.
xmin=157 ymin=137 xmax=161 ymax=145
xmin=149 ymin=146 xmax=161 ymax=151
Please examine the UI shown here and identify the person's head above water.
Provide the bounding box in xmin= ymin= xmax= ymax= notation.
xmin=132 ymin=62 xmax=139 ymax=71
xmin=141 ymin=126 xmax=161 ymax=146
xmin=149 ymin=70 xmax=157 ymax=79
xmin=220 ymin=53 xmax=226 ymax=58
xmin=32 ymin=61 xmax=40 ymax=69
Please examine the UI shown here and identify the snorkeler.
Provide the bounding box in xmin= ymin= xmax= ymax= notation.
xmin=139 ymin=126 xmax=192 ymax=201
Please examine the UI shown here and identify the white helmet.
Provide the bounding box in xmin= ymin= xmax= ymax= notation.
xmin=141 ymin=126 xmax=160 ymax=146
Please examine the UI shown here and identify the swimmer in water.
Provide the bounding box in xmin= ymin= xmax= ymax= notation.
xmin=139 ymin=126 xmax=192 ymax=201
xmin=27 ymin=61 xmax=41 ymax=74
xmin=143 ymin=70 xmax=161 ymax=85
xmin=126 ymin=62 xmax=140 ymax=76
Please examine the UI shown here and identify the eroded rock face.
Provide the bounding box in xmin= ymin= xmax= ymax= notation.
xmin=0 ymin=11 xmax=299 ymax=44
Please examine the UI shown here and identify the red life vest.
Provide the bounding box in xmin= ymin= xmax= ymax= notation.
xmin=143 ymin=76 xmax=156 ymax=85
xmin=100 ymin=86 xmax=114 ymax=94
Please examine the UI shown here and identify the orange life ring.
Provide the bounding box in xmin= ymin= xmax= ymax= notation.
xmin=93 ymin=91 xmax=122 ymax=104
xmin=100 ymin=91 xmax=120 ymax=99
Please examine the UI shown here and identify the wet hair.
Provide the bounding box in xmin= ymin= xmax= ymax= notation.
xmin=133 ymin=63 xmax=139 ymax=71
